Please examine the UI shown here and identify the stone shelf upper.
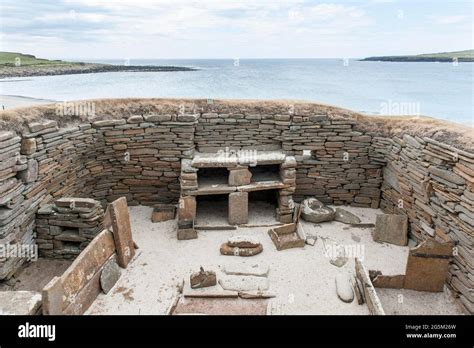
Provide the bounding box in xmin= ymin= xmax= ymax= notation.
xmin=191 ymin=150 xmax=287 ymax=169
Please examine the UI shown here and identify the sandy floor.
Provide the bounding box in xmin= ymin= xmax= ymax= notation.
xmin=87 ymin=205 xmax=463 ymax=315
xmin=197 ymin=200 xmax=278 ymax=226
xmin=377 ymin=288 xmax=464 ymax=315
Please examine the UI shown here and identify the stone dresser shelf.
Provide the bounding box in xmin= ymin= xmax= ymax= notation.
xmin=178 ymin=150 xmax=297 ymax=235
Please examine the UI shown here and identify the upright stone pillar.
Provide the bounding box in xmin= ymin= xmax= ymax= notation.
xmin=228 ymin=192 xmax=248 ymax=225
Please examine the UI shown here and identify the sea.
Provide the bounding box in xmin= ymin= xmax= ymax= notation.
xmin=1 ymin=59 xmax=472 ymax=126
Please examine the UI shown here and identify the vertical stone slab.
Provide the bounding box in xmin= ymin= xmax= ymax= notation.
xmin=229 ymin=167 xmax=252 ymax=186
xmin=108 ymin=197 xmax=135 ymax=268
xmin=60 ymin=230 xmax=115 ymax=311
xmin=178 ymin=196 xmax=196 ymax=222
xmin=404 ymin=239 xmax=453 ymax=292
xmin=229 ymin=192 xmax=248 ymax=225
xmin=42 ymin=276 xmax=63 ymax=315
xmin=373 ymin=214 xmax=408 ymax=246
xmin=355 ymin=258 xmax=385 ymax=315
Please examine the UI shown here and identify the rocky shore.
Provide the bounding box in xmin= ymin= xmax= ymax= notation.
xmin=0 ymin=63 xmax=196 ymax=79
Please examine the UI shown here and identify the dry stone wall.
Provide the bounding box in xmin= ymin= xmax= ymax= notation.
xmin=371 ymin=135 xmax=473 ymax=313
xmin=0 ymin=99 xmax=472 ymax=313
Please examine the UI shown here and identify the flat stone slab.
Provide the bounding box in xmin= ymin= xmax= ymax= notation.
xmin=219 ymin=275 xmax=270 ymax=292
xmin=191 ymin=150 xmax=286 ymax=168
xmin=250 ymin=151 xmax=286 ymax=165
xmin=0 ymin=291 xmax=42 ymax=315
xmin=335 ymin=208 xmax=361 ymax=224
xmin=55 ymin=197 xmax=99 ymax=209
xmin=239 ymin=290 xmax=276 ymax=299
xmin=192 ymin=181 xmax=237 ymax=196
xmin=237 ymin=180 xmax=286 ymax=192
xmin=221 ymin=263 xmax=270 ymax=277
xmin=192 ymin=152 xmax=238 ymax=168
xmin=330 ymin=255 xmax=348 ymax=268
xmin=335 ymin=273 xmax=354 ymax=303
xmin=373 ymin=214 xmax=408 ymax=246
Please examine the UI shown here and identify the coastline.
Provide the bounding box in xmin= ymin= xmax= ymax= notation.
xmin=0 ymin=94 xmax=58 ymax=109
xmin=0 ymin=63 xmax=196 ymax=79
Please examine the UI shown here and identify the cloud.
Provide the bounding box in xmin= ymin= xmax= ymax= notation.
xmin=430 ymin=15 xmax=469 ymax=25
xmin=0 ymin=0 xmax=471 ymax=58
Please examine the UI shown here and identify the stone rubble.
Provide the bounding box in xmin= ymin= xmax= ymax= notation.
xmin=190 ymin=267 xmax=217 ymax=289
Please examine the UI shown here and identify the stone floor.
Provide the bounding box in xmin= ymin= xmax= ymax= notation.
xmin=87 ymin=205 xmax=465 ymax=315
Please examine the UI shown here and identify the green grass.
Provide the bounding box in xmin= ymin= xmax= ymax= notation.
xmin=415 ymin=49 xmax=473 ymax=59
xmin=362 ymin=49 xmax=474 ymax=62
xmin=0 ymin=52 xmax=79 ymax=67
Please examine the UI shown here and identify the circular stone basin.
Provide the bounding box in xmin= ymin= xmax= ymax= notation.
xmin=301 ymin=198 xmax=336 ymax=223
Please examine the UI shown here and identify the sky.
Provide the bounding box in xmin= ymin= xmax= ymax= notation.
xmin=0 ymin=0 xmax=472 ymax=59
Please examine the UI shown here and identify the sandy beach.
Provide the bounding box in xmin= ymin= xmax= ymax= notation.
xmin=0 ymin=94 xmax=57 ymax=109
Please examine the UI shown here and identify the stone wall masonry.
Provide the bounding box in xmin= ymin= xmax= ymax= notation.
xmin=285 ymin=116 xmax=383 ymax=206
xmin=0 ymin=123 xmax=96 ymax=279
xmin=0 ymin=99 xmax=472 ymax=314
xmin=371 ymin=134 xmax=474 ymax=313
xmin=88 ymin=114 xmax=197 ymax=206
xmin=36 ymin=198 xmax=104 ymax=259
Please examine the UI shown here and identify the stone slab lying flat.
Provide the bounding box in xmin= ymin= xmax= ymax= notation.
xmin=335 ymin=273 xmax=354 ymax=303
xmin=251 ymin=151 xmax=286 ymax=165
xmin=220 ymin=263 xmax=270 ymax=277
xmin=192 ymin=182 xmax=237 ymax=196
xmin=191 ymin=152 xmax=238 ymax=168
xmin=219 ymin=275 xmax=270 ymax=292
xmin=239 ymin=290 xmax=276 ymax=299
xmin=237 ymin=180 xmax=286 ymax=192
xmin=191 ymin=150 xmax=287 ymax=169
xmin=0 ymin=291 xmax=42 ymax=315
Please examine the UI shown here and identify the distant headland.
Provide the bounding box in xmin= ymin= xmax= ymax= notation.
xmin=0 ymin=52 xmax=196 ymax=78
xmin=361 ymin=49 xmax=473 ymax=62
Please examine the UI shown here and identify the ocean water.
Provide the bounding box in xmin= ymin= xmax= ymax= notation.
xmin=1 ymin=59 xmax=472 ymax=125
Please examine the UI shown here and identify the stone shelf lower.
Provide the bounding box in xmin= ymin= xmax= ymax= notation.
xmin=190 ymin=175 xmax=286 ymax=196
xmin=237 ymin=180 xmax=287 ymax=192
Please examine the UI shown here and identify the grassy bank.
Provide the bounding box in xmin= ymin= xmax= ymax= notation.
xmin=0 ymin=52 xmax=195 ymax=78
xmin=0 ymin=52 xmax=78 ymax=66
xmin=361 ymin=49 xmax=474 ymax=62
